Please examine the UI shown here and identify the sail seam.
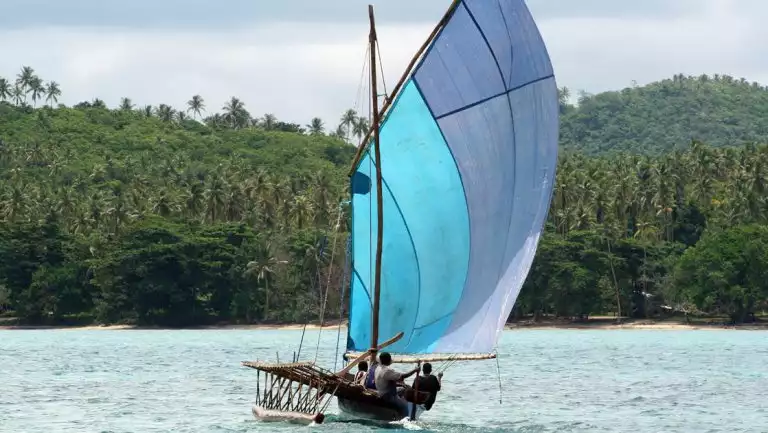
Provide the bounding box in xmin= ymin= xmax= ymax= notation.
xmin=379 ymin=172 xmax=422 ymax=350
xmin=463 ymin=3 xmax=506 ymax=92
xmin=352 ymin=270 xmax=373 ymax=309
xmin=412 ymin=310 xmax=454 ymax=331
xmin=497 ymin=0 xmax=516 ymax=89
xmin=435 ymin=74 xmax=554 ymax=120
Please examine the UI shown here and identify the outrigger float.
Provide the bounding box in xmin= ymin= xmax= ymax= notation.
xmin=242 ymin=0 xmax=559 ymax=424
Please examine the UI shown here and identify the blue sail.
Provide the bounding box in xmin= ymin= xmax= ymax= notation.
xmin=347 ymin=0 xmax=558 ymax=355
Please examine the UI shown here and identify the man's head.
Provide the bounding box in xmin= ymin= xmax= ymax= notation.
xmin=379 ymin=352 xmax=392 ymax=366
xmin=358 ymin=360 xmax=368 ymax=372
xmin=422 ymin=362 xmax=432 ymax=375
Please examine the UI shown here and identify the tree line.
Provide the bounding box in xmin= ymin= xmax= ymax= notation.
xmin=0 ymin=66 xmax=766 ymax=326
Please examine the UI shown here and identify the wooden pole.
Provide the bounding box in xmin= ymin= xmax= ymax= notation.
xmin=348 ymin=0 xmax=461 ymax=176
xmin=368 ymin=4 xmax=384 ymax=359
xmin=409 ymin=366 xmax=421 ymax=421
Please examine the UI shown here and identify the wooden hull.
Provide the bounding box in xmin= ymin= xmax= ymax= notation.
xmin=251 ymin=405 xmax=324 ymax=425
xmin=337 ymin=396 xmax=425 ymax=422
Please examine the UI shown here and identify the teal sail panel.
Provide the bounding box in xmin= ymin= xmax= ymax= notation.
xmin=348 ymin=0 xmax=558 ymax=355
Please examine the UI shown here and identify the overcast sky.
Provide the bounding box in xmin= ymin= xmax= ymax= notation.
xmin=1 ymin=0 xmax=766 ymax=126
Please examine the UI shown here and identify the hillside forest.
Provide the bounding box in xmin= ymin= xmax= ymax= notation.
xmin=0 ymin=67 xmax=767 ymax=327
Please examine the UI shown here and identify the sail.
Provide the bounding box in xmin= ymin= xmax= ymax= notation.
xmin=347 ymin=0 xmax=558 ymax=355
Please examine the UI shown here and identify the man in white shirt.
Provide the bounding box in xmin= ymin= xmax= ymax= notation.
xmin=373 ymin=352 xmax=421 ymax=418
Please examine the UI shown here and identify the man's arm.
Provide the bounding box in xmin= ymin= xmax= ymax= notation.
xmin=399 ymin=365 xmax=420 ymax=381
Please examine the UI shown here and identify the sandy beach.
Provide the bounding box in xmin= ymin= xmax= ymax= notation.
xmin=1 ymin=317 xmax=766 ymax=331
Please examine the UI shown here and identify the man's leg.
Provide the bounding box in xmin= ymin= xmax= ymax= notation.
xmin=395 ymin=396 xmax=410 ymax=418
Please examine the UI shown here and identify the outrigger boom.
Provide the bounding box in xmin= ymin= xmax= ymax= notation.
xmin=342 ymin=352 xmax=497 ymax=363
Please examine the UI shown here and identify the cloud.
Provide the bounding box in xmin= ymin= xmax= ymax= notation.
xmin=0 ymin=0 xmax=448 ymax=30
xmin=0 ymin=22 xmax=432 ymax=124
xmin=0 ymin=0 xmax=766 ymax=127
xmin=539 ymin=0 xmax=768 ymax=96
xmin=0 ymin=0 xmax=700 ymax=30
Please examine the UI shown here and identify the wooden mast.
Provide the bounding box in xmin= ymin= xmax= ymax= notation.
xmin=368 ymin=4 xmax=384 ymax=359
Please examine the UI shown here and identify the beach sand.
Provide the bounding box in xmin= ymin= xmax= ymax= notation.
xmin=2 ymin=317 xmax=766 ymax=331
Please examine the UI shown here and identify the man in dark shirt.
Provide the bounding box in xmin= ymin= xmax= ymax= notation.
xmin=411 ymin=362 xmax=442 ymax=410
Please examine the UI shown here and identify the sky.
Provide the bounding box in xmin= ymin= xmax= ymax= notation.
xmin=1 ymin=0 xmax=766 ymax=127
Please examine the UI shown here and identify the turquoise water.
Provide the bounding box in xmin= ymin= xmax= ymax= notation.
xmin=1 ymin=329 xmax=766 ymax=432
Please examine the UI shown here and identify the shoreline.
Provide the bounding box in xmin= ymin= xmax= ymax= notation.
xmin=0 ymin=322 xmax=347 ymax=331
xmin=1 ymin=318 xmax=766 ymax=331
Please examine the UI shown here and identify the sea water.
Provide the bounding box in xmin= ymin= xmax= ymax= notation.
xmin=1 ymin=328 xmax=766 ymax=432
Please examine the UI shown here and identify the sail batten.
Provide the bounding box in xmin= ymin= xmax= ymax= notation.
xmin=348 ymin=0 xmax=558 ymax=356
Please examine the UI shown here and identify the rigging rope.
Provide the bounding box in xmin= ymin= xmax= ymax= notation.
xmin=313 ymin=203 xmax=346 ymax=364
xmin=296 ymin=237 xmax=326 ymax=362
xmin=334 ymin=234 xmax=352 ymax=372
xmin=495 ymin=349 xmax=503 ymax=405
xmin=352 ymin=44 xmax=371 ymax=146
xmin=375 ymin=39 xmax=388 ymax=102
xmin=354 ymin=44 xmax=370 ymax=118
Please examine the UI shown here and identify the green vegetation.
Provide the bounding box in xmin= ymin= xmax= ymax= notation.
xmin=0 ymin=66 xmax=356 ymax=326
xmin=0 ymin=66 xmax=766 ymax=327
xmin=559 ymin=74 xmax=768 ymax=155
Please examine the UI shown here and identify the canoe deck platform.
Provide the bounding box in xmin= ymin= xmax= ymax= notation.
xmin=242 ymin=360 xmax=430 ymax=423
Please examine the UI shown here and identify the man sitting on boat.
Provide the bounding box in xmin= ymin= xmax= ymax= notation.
xmin=411 ymin=363 xmax=442 ymax=410
xmin=374 ymin=352 xmax=421 ymax=417
xmin=364 ymin=360 xmax=377 ymax=390
xmin=354 ymin=361 xmax=369 ymax=386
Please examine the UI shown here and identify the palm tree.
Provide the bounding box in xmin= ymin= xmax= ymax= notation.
xmin=0 ymin=78 xmax=10 ymax=102
xmin=151 ymin=190 xmax=177 ymax=217
xmin=204 ymin=176 xmax=226 ymax=223
xmin=45 ymin=81 xmax=61 ymax=107
xmin=11 ymin=85 xmax=24 ymax=106
xmin=28 ymin=77 xmax=45 ymax=107
xmin=15 ymin=66 xmax=35 ymax=102
xmin=187 ymin=95 xmax=205 ymax=119
xmin=307 ymin=117 xmax=325 ymax=135
xmin=223 ymin=97 xmax=248 ymax=129
xmin=352 ymin=116 xmax=370 ymax=144
xmin=155 ymin=104 xmax=175 ymax=122
xmin=245 ymin=242 xmax=286 ymax=321
xmin=340 ymin=109 xmax=357 ymax=142
xmin=119 ymin=97 xmax=134 ymax=111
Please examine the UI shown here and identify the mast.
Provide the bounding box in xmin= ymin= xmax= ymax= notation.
xmin=368 ymin=4 xmax=384 ymax=357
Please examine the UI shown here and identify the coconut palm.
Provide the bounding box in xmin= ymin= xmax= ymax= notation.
xmin=45 ymin=81 xmax=61 ymax=107
xmin=119 ymin=97 xmax=134 ymax=111
xmin=0 ymin=78 xmax=11 ymax=102
xmin=307 ymin=117 xmax=325 ymax=135
xmin=187 ymin=95 xmax=205 ymax=119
